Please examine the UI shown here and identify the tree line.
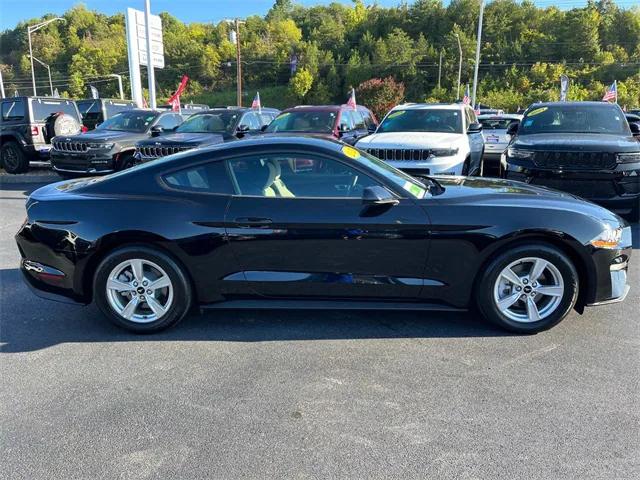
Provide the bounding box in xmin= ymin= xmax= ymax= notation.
xmin=1 ymin=0 xmax=638 ymax=113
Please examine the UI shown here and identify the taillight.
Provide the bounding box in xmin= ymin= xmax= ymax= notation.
xmin=31 ymin=126 xmax=39 ymax=136
xmin=81 ymin=125 xmax=88 ymax=133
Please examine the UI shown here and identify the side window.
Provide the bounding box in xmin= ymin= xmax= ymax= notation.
xmin=1 ymin=100 xmax=25 ymax=121
xmin=259 ymin=112 xmax=275 ymax=126
xmin=361 ymin=110 xmax=375 ymax=130
xmin=351 ymin=110 xmax=366 ymax=129
xmin=240 ymin=112 xmax=261 ymax=130
xmin=156 ymin=114 xmax=181 ymax=130
xmin=162 ymin=161 xmax=234 ymax=194
xmin=339 ymin=110 xmax=355 ymax=130
xmin=466 ymin=108 xmax=476 ymax=126
xmin=227 ymin=155 xmax=380 ymax=198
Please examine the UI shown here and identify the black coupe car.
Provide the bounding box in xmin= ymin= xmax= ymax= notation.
xmin=16 ymin=136 xmax=631 ymax=334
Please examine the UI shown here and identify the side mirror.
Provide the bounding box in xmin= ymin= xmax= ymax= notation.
xmin=629 ymin=122 xmax=640 ymax=137
xmin=260 ymin=124 xmax=268 ymax=132
xmin=467 ymin=122 xmax=483 ymax=134
xmin=506 ymin=121 xmax=519 ymax=136
xmin=367 ymin=125 xmax=377 ymax=134
xmin=337 ymin=123 xmax=349 ymax=136
xmin=362 ymin=186 xmax=399 ymax=206
xmin=150 ymin=125 xmax=164 ymax=137
xmin=237 ymin=124 xmax=250 ymax=133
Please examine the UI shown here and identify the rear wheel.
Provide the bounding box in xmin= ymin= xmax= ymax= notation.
xmin=1 ymin=141 xmax=29 ymax=174
xmin=476 ymin=244 xmax=578 ymax=333
xmin=94 ymin=246 xmax=192 ymax=333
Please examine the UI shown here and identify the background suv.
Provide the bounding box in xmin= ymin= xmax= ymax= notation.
xmin=264 ymin=105 xmax=377 ymax=145
xmin=504 ymin=101 xmax=640 ymax=220
xmin=0 ymin=96 xmax=82 ymax=173
xmin=135 ymin=107 xmax=279 ymax=162
xmin=478 ymin=113 xmax=522 ymax=176
xmin=76 ymin=98 xmax=137 ymax=130
xmin=50 ymin=109 xmax=184 ymax=177
xmin=356 ymin=103 xmax=484 ymax=176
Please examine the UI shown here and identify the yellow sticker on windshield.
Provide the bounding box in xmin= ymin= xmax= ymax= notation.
xmin=342 ymin=145 xmax=361 ymax=159
xmin=386 ymin=110 xmax=406 ymax=119
xmin=527 ymin=107 xmax=548 ymax=116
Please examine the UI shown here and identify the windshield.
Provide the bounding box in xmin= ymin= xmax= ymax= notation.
xmin=350 ymin=146 xmax=429 ymax=199
xmin=520 ymin=105 xmax=630 ymax=135
xmin=176 ymin=112 xmax=239 ymax=134
xmin=266 ymin=110 xmax=337 ymax=133
xmin=479 ymin=118 xmax=519 ymax=130
xmin=378 ymin=109 xmax=463 ymax=134
xmin=96 ymin=111 xmax=158 ymax=132
xmin=31 ymin=99 xmax=79 ymax=122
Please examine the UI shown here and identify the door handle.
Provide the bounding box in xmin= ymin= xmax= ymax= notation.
xmin=234 ymin=217 xmax=273 ymax=227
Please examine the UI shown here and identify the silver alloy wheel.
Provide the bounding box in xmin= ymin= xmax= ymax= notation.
xmin=106 ymin=259 xmax=173 ymax=323
xmin=493 ymin=257 xmax=564 ymax=323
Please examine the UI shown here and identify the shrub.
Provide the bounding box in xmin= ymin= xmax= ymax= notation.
xmin=356 ymin=77 xmax=405 ymax=120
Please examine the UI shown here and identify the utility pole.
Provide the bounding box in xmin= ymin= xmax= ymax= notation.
xmin=109 ymin=74 xmax=124 ymax=99
xmin=235 ymin=18 xmax=242 ymax=107
xmin=471 ymin=0 xmax=485 ymax=108
xmin=0 ymin=68 xmax=6 ymax=98
xmin=455 ymin=33 xmax=462 ymax=100
xmin=27 ymin=17 xmax=65 ymax=96
xmin=144 ymin=0 xmax=157 ymax=109
xmin=29 ymin=55 xmax=53 ymax=96
xmin=437 ymin=49 xmax=443 ymax=90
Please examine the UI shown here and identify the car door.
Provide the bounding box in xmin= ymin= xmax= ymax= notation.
xmin=224 ymin=151 xmax=431 ymax=299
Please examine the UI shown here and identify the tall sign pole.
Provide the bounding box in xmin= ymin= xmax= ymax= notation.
xmin=235 ymin=19 xmax=242 ymax=107
xmin=144 ymin=0 xmax=157 ymax=109
xmin=471 ymin=0 xmax=485 ymax=108
xmin=125 ymin=8 xmax=143 ymax=107
xmin=0 ymin=69 xmax=5 ymax=98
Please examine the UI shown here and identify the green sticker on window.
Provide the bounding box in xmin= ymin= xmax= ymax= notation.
xmin=386 ymin=110 xmax=406 ymax=119
xmin=404 ymin=181 xmax=426 ymax=199
xmin=527 ymin=107 xmax=548 ymax=116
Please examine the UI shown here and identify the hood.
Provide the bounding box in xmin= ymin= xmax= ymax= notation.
xmin=54 ymin=129 xmax=144 ymax=143
xmin=427 ymin=175 xmax=623 ymax=223
xmin=513 ymin=133 xmax=639 ymax=153
xmin=137 ymin=132 xmax=228 ymax=147
xmin=356 ymin=131 xmax=463 ymax=148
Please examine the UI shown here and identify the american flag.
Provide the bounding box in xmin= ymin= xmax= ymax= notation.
xmin=602 ymin=81 xmax=617 ymax=102
xmin=251 ymin=92 xmax=261 ymax=112
xmin=462 ymin=85 xmax=471 ymax=105
xmin=346 ymin=88 xmax=357 ymax=110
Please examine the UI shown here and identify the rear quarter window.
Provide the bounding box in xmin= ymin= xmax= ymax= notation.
xmin=162 ymin=161 xmax=234 ymax=195
xmin=1 ymin=100 xmax=25 ymax=121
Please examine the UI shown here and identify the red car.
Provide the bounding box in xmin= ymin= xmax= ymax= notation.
xmin=264 ymin=105 xmax=378 ymax=144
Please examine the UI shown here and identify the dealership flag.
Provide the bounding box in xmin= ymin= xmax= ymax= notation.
xmin=90 ymin=85 xmax=99 ymax=99
xmin=347 ymin=88 xmax=357 ymax=110
xmin=251 ymin=91 xmax=261 ymax=113
xmin=602 ymin=80 xmax=617 ymax=103
xmin=560 ymin=75 xmax=569 ymax=101
xmin=462 ymin=85 xmax=471 ymax=105
xmin=167 ymin=75 xmax=189 ymax=112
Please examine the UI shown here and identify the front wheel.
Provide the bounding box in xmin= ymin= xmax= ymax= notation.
xmin=476 ymin=244 xmax=579 ymax=333
xmin=94 ymin=246 xmax=193 ymax=333
xmin=1 ymin=142 xmax=29 ymax=174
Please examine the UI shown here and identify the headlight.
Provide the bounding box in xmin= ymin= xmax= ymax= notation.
xmin=616 ymin=152 xmax=640 ymax=164
xmin=87 ymin=143 xmax=114 ymax=150
xmin=590 ymin=224 xmax=623 ymax=249
xmin=431 ymin=148 xmax=459 ymax=157
xmin=507 ymin=148 xmax=535 ymax=159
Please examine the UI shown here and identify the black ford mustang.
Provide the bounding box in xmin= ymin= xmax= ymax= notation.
xmin=16 ymin=136 xmax=632 ymax=334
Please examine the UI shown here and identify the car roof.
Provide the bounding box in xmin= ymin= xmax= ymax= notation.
xmin=195 ymin=107 xmax=279 ymax=114
xmin=527 ymin=101 xmax=621 ymax=108
xmin=9 ymin=96 xmax=76 ymax=102
xmin=390 ymin=103 xmax=469 ymax=111
xmin=478 ymin=114 xmax=522 ymax=120
xmin=76 ymin=98 xmax=136 ymax=103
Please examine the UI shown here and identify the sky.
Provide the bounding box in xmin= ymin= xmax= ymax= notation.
xmin=0 ymin=0 xmax=635 ymax=30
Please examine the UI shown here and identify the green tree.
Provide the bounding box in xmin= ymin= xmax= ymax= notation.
xmin=289 ymin=67 xmax=313 ymax=100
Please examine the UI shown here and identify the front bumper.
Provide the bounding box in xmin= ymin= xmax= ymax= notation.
xmin=387 ymin=155 xmax=465 ymax=175
xmin=586 ymin=245 xmax=632 ymax=306
xmin=50 ymin=149 xmax=116 ymax=175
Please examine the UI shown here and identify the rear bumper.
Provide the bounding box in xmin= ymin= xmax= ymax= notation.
xmin=23 ymin=144 xmax=52 ymax=161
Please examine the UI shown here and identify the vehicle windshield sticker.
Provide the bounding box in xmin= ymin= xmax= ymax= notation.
xmin=342 ymin=145 xmax=361 ymax=159
xmin=386 ymin=111 xmax=405 ymax=119
xmin=527 ymin=107 xmax=548 ymax=116
xmin=277 ymin=112 xmax=290 ymax=118
xmin=404 ymin=181 xmax=427 ymax=199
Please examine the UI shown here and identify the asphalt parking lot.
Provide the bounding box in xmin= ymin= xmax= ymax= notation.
xmin=1 ymin=181 xmax=638 ymax=480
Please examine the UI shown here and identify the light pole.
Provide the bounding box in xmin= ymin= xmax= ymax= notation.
xmin=109 ymin=74 xmax=124 ymax=99
xmin=455 ymin=33 xmax=462 ymax=100
xmin=27 ymin=17 xmax=65 ymax=96
xmin=471 ymin=0 xmax=485 ymax=108
xmin=28 ymin=55 xmax=53 ymax=96
xmin=226 ymin=19 xmax=245 ymax=107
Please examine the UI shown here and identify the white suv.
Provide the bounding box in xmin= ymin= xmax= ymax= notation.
xmin=356 ymin=103 xmax=484 ymax=175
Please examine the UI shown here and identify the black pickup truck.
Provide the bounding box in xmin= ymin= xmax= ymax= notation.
xmin=50 ymin=109 xmax=184 ymax=177
xmin=504 ymin=101 xmax=640 ymax=220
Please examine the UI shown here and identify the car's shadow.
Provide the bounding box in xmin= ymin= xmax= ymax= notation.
xmin=0 ymin=268 xmax=511 ymax=353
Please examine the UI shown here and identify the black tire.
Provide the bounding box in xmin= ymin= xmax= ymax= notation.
xmin=94 ymin=246 xmax=193 ymax=333
xmin=117 ymin=152 xmax=135 ymax=171
xmin=476 ymin=244 xmax=579 ymax=333
xmin=0 ymin=141 xmax=29 ymax=174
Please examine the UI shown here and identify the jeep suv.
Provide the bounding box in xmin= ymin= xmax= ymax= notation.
xmin=50 ymin=109 xmax=183 ymax=177
xmin=504 ymin=101 xmax=640 ymax=220
xmin=0 ymin=96 xmax=82 ymax=173
xmin=356 ymin=103 xmax=484 ymax=176
xmin=135 ymin=107 xmax=279 ymax=162
xmin=264 ymin=105 xmax=377 ymax=145
xmin=76 ymin=98 xmax=137 ymax=130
